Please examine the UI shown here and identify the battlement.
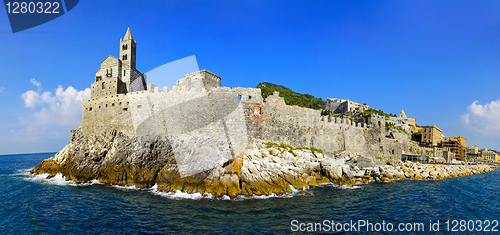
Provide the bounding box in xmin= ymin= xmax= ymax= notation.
xmin=319 ymin=116 xmax=369 ymax=128
xmin=178 ymin=69 xmax=221 ymax=91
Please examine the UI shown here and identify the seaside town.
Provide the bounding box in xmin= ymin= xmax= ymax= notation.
xmin=31 ymin=28 xmax=497 ymax=198
xmin=324 ymin=97 xmax=500 ymax=166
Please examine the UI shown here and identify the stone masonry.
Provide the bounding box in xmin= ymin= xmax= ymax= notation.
xmin=81 ymin=28 xmax=441 ymax=163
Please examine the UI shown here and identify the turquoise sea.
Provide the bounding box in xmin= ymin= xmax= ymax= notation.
xmin=1 ymin=153 xmax=499 ymax=234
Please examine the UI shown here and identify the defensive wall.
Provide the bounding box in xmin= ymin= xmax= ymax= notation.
xmin=255 ymin=92 xmax=403 ymax=160
xmin=80 ymin=70 xmax=440 ymax=161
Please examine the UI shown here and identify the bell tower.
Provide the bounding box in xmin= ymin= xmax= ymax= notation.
xmin=119 ymin=27 xmax=136 ymax=90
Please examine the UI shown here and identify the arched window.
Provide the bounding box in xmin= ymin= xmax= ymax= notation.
xmin=102 ymin=82 xmax=105 ymax=89
xmin=122 ymin=44 xmax=128 ymax=50
xmin=122 ymin=54 xmax=127 ymax=60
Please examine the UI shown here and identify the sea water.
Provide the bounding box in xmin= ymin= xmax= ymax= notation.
xmin=1 ymin=153 xmax=499 ymax=234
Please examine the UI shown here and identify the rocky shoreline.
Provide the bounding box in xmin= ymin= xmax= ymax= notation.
xmin=31 ymin=129 xmax=495 ymax=197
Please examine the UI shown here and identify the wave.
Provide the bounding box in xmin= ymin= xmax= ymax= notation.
xmin=149 ymin=184 xmax=215 ymax=200
xmin=23 ymin=170 xmax=102 ymax=187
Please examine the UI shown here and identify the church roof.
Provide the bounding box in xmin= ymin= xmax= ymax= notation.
xmin=123 ymin=27 xmax=133 ymax=40
xmin=100 ymin=55 xmax=119 ymax=64
xmin=399 ymin=109 xmax=407 ymax=119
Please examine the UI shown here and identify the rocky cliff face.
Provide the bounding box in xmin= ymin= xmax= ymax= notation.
xmin=31 ymin=129 xmax=494 ymax=197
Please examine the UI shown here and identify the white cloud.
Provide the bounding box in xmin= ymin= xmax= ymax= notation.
xmin=30 ymin=78 xmax=41 ymax=91
xmin=21 ymin=90 xmax=41 ymax=108
xmin=0 ymin=87 xmax=4 ymax=93
xmin=461 ymin=99 xmax=500 ymax=135
xmin=21 ymin=84 xmax=90 ymax=128
xmin=3 ymin=80 xmax=90 ymax=154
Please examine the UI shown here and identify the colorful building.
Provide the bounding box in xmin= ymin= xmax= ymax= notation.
xmin=421 ymin=125 xmax=443 ymax=147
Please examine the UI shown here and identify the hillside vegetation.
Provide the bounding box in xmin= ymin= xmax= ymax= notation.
xmin=256 ymin=82 xmax=326 ymax=110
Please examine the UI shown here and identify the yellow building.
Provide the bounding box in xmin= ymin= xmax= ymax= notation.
xmin=421 ymin=125 xmax=442 ymax=147
xmin=449 ymin=135 xmax=467 ymax=147
xmin=497 ymin=154 xmax=500 ymax=161
xmin=441 ymin=136 xmax=467 ymax=161
xmin=407 ymin=118 xmax=417 ymax=128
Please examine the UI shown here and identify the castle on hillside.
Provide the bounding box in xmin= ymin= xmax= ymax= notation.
xmin=80 ymin=28 xmax=447 ymax=166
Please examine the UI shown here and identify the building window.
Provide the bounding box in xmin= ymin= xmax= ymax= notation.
xmin=252 ymin=105 xmax=264 ymax=120
xmin=123 ymin=54 xmax=127 ymax=60
xmin=124 ymin=70 xmax=126 ymax=76
xmin=238 ymin=95 xmax=241 ymax=100
xmin=102 ymin=82 xmax=105 ymax=89
xmin=122 ymin=44 xmax=128 ymax=50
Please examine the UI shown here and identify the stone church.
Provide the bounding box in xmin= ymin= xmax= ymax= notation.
xmin=90 ymin=28 xmax=147 ymax=99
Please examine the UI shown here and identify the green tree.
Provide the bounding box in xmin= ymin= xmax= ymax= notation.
xmin=256 ymin=82 xmax=326 ymax=110
xmin=411 ymin=132 xmax=422 ymax=142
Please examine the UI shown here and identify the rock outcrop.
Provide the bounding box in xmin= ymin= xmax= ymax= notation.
xmin=31 ymin=129 xmax=494 ymax=197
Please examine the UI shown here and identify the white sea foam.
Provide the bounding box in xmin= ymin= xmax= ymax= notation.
xmin=318 ymin=182 xmax=363 ymax=190
xmin=23 ymin=169 xmax=102 ymax=187
xmin=150 ymin=189 xmax=210 ymax=200
xmin=111 ymin=184 xmax=140 ymax=191
xmin=23 ymin=169 xmax=319 ymax=200
xmin=147 ymin=184 xmax=313 ymax=200
xmin=25 ymin=173 xmax=74 ymax=186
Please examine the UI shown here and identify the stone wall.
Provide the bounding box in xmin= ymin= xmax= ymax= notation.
xmin=95 ymin=56 xmax=122 ymax=80
xmin=90 ymin=77 xmax=126 ymax=99
xmin=257 ymin=92 xmax=406 ymax=160
xmin=81 ymin=70 xmax=442 ymax=162
xmin=92 ymin=56 xmax=127 ymax=99
xmin=326 ymin=98 xmax=369 ymax=114
xmin=81 ymin=94 xmax=134 ymax=136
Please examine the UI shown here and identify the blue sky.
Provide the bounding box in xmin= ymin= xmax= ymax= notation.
xmin=1 ymin=0 xmax=500 ymax=154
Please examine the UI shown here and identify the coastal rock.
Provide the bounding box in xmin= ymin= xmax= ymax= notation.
xmin=30 ymin=129 xmax=496 ymax=197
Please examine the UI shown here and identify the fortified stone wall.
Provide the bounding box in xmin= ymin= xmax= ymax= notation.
xmin=81 ymin=94 xmax=134 ymax=136
xmin=91 ymin=77 xmax=126 ymax=99
xmin=211 ymin=87 xmax=264 ymax=141
xmin=177 ymin=70 xmax=221 ymax=92
xmin=81 ymin=71 xmax=434 ymax=162
xmin=257 ymin=92 xmax=409 ymax=160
